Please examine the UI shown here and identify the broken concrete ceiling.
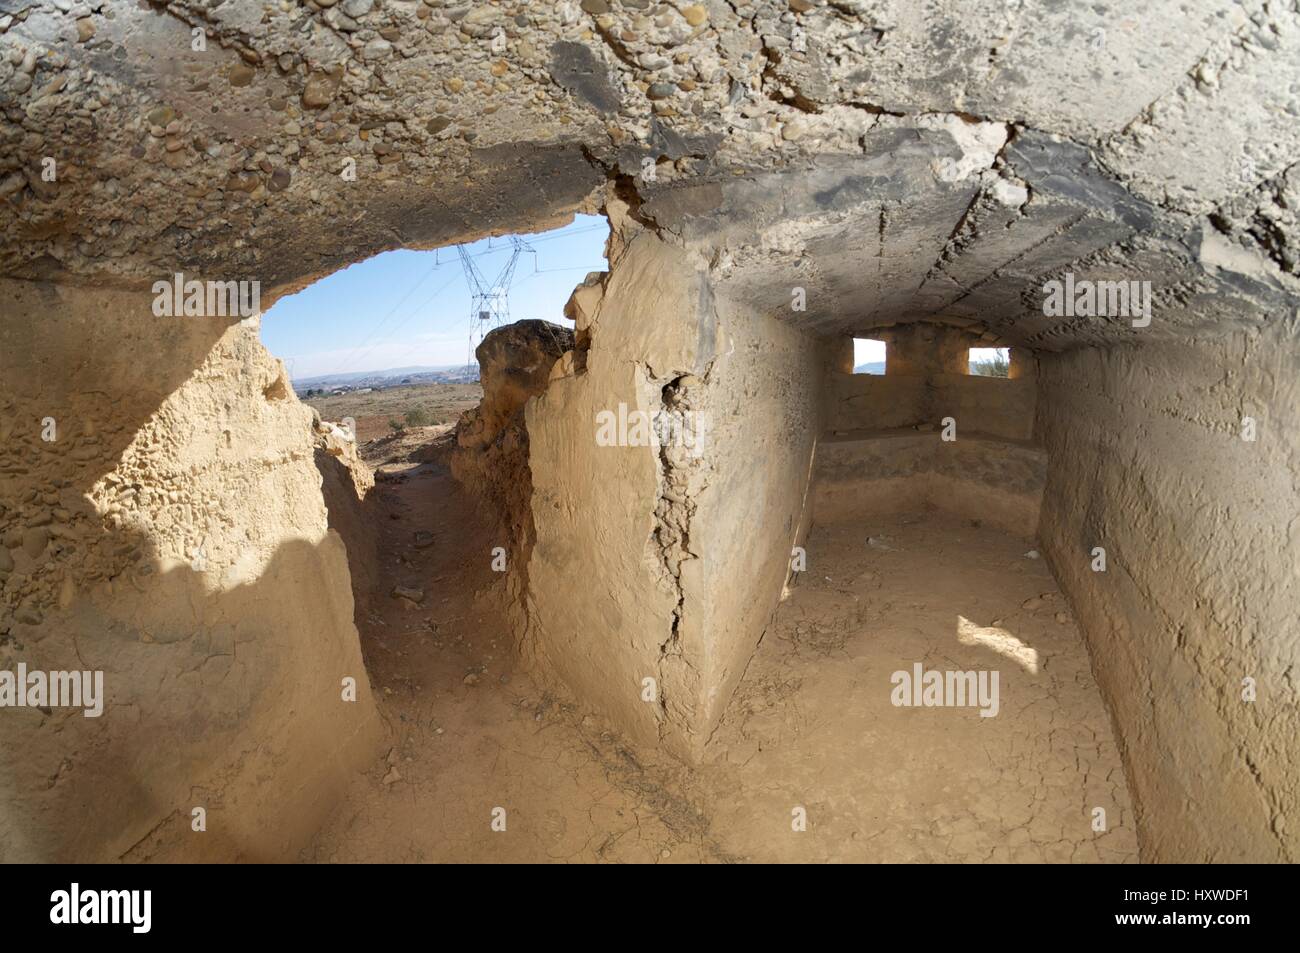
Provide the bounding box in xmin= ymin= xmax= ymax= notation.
xmin=1 ymin=0 xmax=1297 ymax=349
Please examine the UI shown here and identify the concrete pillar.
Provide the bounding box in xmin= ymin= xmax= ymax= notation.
xmin=881 ymin=323 xmax=977 ymax=376
xmin=525 ymin=220 xmax=826 ymax=760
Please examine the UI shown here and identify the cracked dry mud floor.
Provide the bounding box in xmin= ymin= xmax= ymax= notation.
xmin=705 ymin=513 xmax=1138 ymax=863
xmin=307 ymin=463 xmax=1137 ymax=864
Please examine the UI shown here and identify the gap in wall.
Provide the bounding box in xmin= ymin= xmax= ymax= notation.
xmin=969 ymin=346 xmax=1010 ymax=378
xmin=254 ymin=216 xmax=608 ymax=675
xmin=852 ymin=336 xmax=886 ymax=374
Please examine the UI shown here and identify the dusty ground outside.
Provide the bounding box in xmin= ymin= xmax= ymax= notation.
xmin=305 ymin=432 xmax=1138 ymax=864
xmin=304 ymin=383 xmax=483 ymax=444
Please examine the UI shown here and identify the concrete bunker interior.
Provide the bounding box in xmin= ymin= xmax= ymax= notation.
xmin=1 ymin=0 xmax=1297 ymax=865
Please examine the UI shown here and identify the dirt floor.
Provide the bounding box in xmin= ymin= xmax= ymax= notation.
xmin=305 ymin=436 xmax=1139 ymax=863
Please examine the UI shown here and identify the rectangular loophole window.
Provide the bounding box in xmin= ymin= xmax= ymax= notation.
xmin=968 ymin=347 xmax=1009 ymax=378
xmin=853 ymin=338 xmax=886 ymax=375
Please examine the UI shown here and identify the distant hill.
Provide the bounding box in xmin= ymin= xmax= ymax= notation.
xmin=853 ymin=361 xmax=886 ymax=375
xmin=293 ymin=364 xmax=478 ymax=394
xmin=293 ymin=364 xmax=465 ymax=386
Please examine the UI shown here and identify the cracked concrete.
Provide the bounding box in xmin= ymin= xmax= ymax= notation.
xmin=2 ymin=0 xmax=1295 ymax=345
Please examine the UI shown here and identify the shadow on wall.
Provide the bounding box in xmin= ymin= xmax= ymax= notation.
xmin=315 ymin=444 xmax=380 ymax=627
xmin=0 ymin=278 xmax=380 ymax=862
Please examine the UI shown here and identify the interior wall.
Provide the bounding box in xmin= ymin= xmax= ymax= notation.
xmin=1036 ymin=326 xmax=1299 ymax=862
xmin=816 ymin=326 xmax=1041 ymax=535
xmin=526 ymin=221 xmax=826 ymax=760
xmin=0 ymin=279 xmax=381 ymax=861
xmin=814 ymin=432 xmax=1046 ymax=537
xmin=526 ymin=230 xmax=708 ymax=758
xmin=825 ymin=372 xmax=1037 ymax=441
xmin=826 ymin=326 xmax=1036 ymax=441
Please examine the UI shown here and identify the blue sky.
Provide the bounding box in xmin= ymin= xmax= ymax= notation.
xmin=261 ymin=214 xmax=609 ymax=379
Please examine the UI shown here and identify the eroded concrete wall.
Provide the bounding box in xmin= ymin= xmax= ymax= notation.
xmin=825 ymin=373 xmax=1037 ymax=441
xmin=0 ymin=0 xmax=1291 ymax=868
xmin=1036 ymin=326 xmax=1299 ymax=862
xmin=826 ymin=326 xmax=1037 ymax=441
xmin=815 ymin=432 xmax=1046 ymax=537
xmin=526 ymin=219 xmax=825 ymax=759
xmin=817 ymin=325 xmax=1041 ymax=534
xmin=0 ymin=279 xmax=380 ymax=862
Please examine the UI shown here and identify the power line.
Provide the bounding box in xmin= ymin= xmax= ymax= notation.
xmin=459 ymin=236 xmax=533 ymax=365
xmin=511 ymin=264 xmax=607 ymax=288
xmin=338 ymin=270 xmax=465 ymax=375
xmin=328 ymin=262 xmax=444 ymax=374
xmin=520 ymin=223 xmax=607 ymax=245
xmin=325 ymin=221 xmax=608 ymax=376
